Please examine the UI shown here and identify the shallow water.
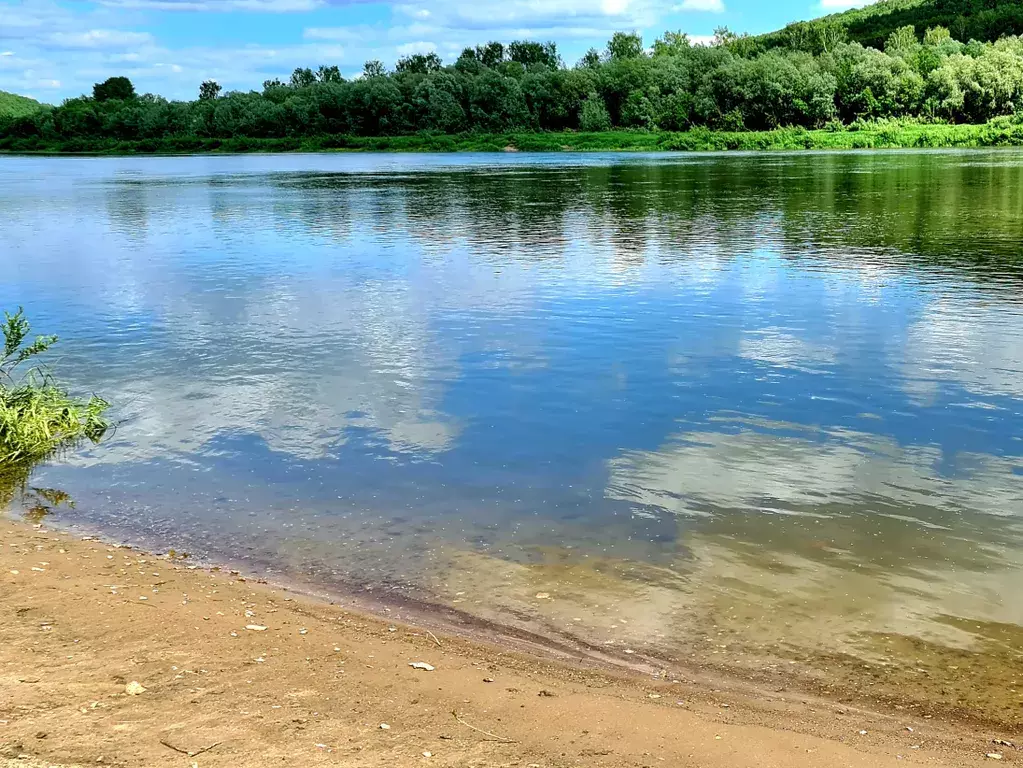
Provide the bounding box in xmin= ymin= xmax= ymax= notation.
xmin=2 ymin=151 xmax=1023 ymax=713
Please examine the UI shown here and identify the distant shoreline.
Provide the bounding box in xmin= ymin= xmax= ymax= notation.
xmin=3 ymin=119 xmax=1023 ymax=156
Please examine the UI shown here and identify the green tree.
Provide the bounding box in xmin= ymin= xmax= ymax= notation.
xmin=579 ymin=92 xmax=612 ymax=131
xmin=198 ymin=80 xmax=222 ymax=101
xmin=93 ymin=77 xmax=135 ymax=102
xmin=508 ymin=41 xmax=560 ymax=69
xmin=290 ymin=67 xmax=317 ymax=88
xmin=653 ymin=31 xmax=691 ymax=57
xmin=606 ymin=32 xmax=645 ymax=61
xmin=411 ymin=73 xmax=467 ymax=132
xmin=468 ymin=69 xmax=529 ymax=130
xmin=475 ymin=42 xmax=506 ymax=68
xmin=578 ymin=48 xmax=602 ymax=69
xmin=363 ymin=60 xmax=386 ymax=78
xmin=886 ymin=25 xmax=919 ymax=55
xmin=395 ymin=53 xmax=443 ymax=75
xmin=923 ymin=26 xmax=952 ymax=46
xmin=317 ymin=65 xmax=343 ymax=83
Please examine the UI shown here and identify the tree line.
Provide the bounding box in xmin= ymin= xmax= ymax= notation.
xmin=2 ymin=25 xmax=1023 ymax=148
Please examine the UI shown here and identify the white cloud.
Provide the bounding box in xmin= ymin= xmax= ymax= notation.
xmin=674 ymin=0 xmax=724 ymax=12
xmin=0 ymin=51 xmax=13 ymax=56
xmin=303 ymin=27 xmax=358 ymax=42
xmin=47 ymin=30 xmax=155 ymax=50
xmin=395 ymin=41 xmax=436 ymax=56
xmin=392 ymin=0 xmax=656 ymax=33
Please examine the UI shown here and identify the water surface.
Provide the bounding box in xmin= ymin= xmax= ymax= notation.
xmin=2 ymin=150 xmax=1023 ymax=719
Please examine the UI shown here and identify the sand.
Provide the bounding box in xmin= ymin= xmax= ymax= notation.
xmin=0 ymin=518 xmax=1012 ymax=767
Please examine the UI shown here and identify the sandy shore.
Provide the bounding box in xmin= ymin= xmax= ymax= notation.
xmin=0 ymin=518 xmax=1012 ymax=767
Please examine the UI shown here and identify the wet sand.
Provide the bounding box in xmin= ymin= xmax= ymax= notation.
xmin=0 ymin=518 xmax=1013 ymax=767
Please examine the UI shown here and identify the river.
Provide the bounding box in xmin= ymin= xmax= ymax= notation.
xmin=2 ymin=150 xmax=1022 ymax=721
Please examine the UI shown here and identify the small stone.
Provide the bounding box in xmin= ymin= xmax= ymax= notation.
xmin=624 ymin=649 xmax=635 ymax=654
xmin=409 ymin=662 xmax=435 ymax=671
xmin=125 ymin=681 xmax=146 ymax=696
xmin=483 ymin=678 xmax=495 ymax=683
xmin=246 ymin=625 xmax=268 ymax=631
xmin=535 ymin=592 xmax=551 ymax=600
xmin=299 ymin=628 xmax=308 ymax=635
xmin=379 ymin=723 xmax=391 ymax=730
xmin=858 ymin=730 xmax=867 ymax=736
xmin=986 ymin=754 xmax=1003 ymax=761
xmin=422 ymin=751 xmax=432 ymax=758
xmin=649 ymin=694 xmax=661 ymax=699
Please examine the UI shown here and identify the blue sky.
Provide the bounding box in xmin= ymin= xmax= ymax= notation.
xmin=0 ymin=0 xmax=876 ymax=102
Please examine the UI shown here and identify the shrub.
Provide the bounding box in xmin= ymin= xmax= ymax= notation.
xmin=0 ymin=309 xmax=109 ymax=466
xmin=579 ymin=94 xmax=612 ymax=132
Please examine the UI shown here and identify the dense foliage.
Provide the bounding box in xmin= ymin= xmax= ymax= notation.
xmin=794 ymin=0 xmax=1023 ymax=50
xmin=0 ymin=309 xmax=110 ymax=468
xmin=0 ymin=90 xmax=43 ymax=119
xmin=3 ymin=19 xmax=1023 ymax=150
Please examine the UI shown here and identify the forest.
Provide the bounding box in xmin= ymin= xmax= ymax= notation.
xmin=3 ymin=5 xmax=1023 ymax=152
xmin=776 ymin=0 xmax=1023 ymax=50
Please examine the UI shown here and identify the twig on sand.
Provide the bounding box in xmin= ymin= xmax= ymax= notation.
xmin=425 ymin=629 xmax=442 ymax=647
xmin=159 ymin=739 xmax=222 ymax=757
xmin=451 ymin=711 xmax=516 ymax=743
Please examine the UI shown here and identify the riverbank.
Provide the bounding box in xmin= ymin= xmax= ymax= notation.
xmin=0 ymin=517 xmax=1011 ymax=768
xmin=2 ymin=118 xmax=1023 ymax=155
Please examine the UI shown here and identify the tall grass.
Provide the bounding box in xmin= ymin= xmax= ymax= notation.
xmin=0 ymin=308 xmax=109 ymax=470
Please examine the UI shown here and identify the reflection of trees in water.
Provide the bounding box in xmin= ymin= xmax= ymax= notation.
xmin=0 ymin=464 xmax=75 ymax=524
xmin=103 ymin=179 xmax=150 ymax=240
xmin=265 ymin=155 xmax=1023 ymax=282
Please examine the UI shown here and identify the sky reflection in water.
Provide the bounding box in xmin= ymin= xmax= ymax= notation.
xmin=2 ymin=150 xmax=1022 ymax=667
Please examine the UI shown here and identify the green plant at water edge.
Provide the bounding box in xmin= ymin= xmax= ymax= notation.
xmin=0 ymin=308 xmax=110 ymax=468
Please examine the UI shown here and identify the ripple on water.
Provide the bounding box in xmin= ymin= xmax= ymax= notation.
xmin=1 ymin=151 xmax=1022 ymax=722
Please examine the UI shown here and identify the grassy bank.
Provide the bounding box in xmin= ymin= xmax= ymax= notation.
xmin=2 ymin=118 xmax=1023 ymax=155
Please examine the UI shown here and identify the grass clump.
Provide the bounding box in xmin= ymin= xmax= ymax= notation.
xmin=0 ymin=308 xmax=109 ymax=468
